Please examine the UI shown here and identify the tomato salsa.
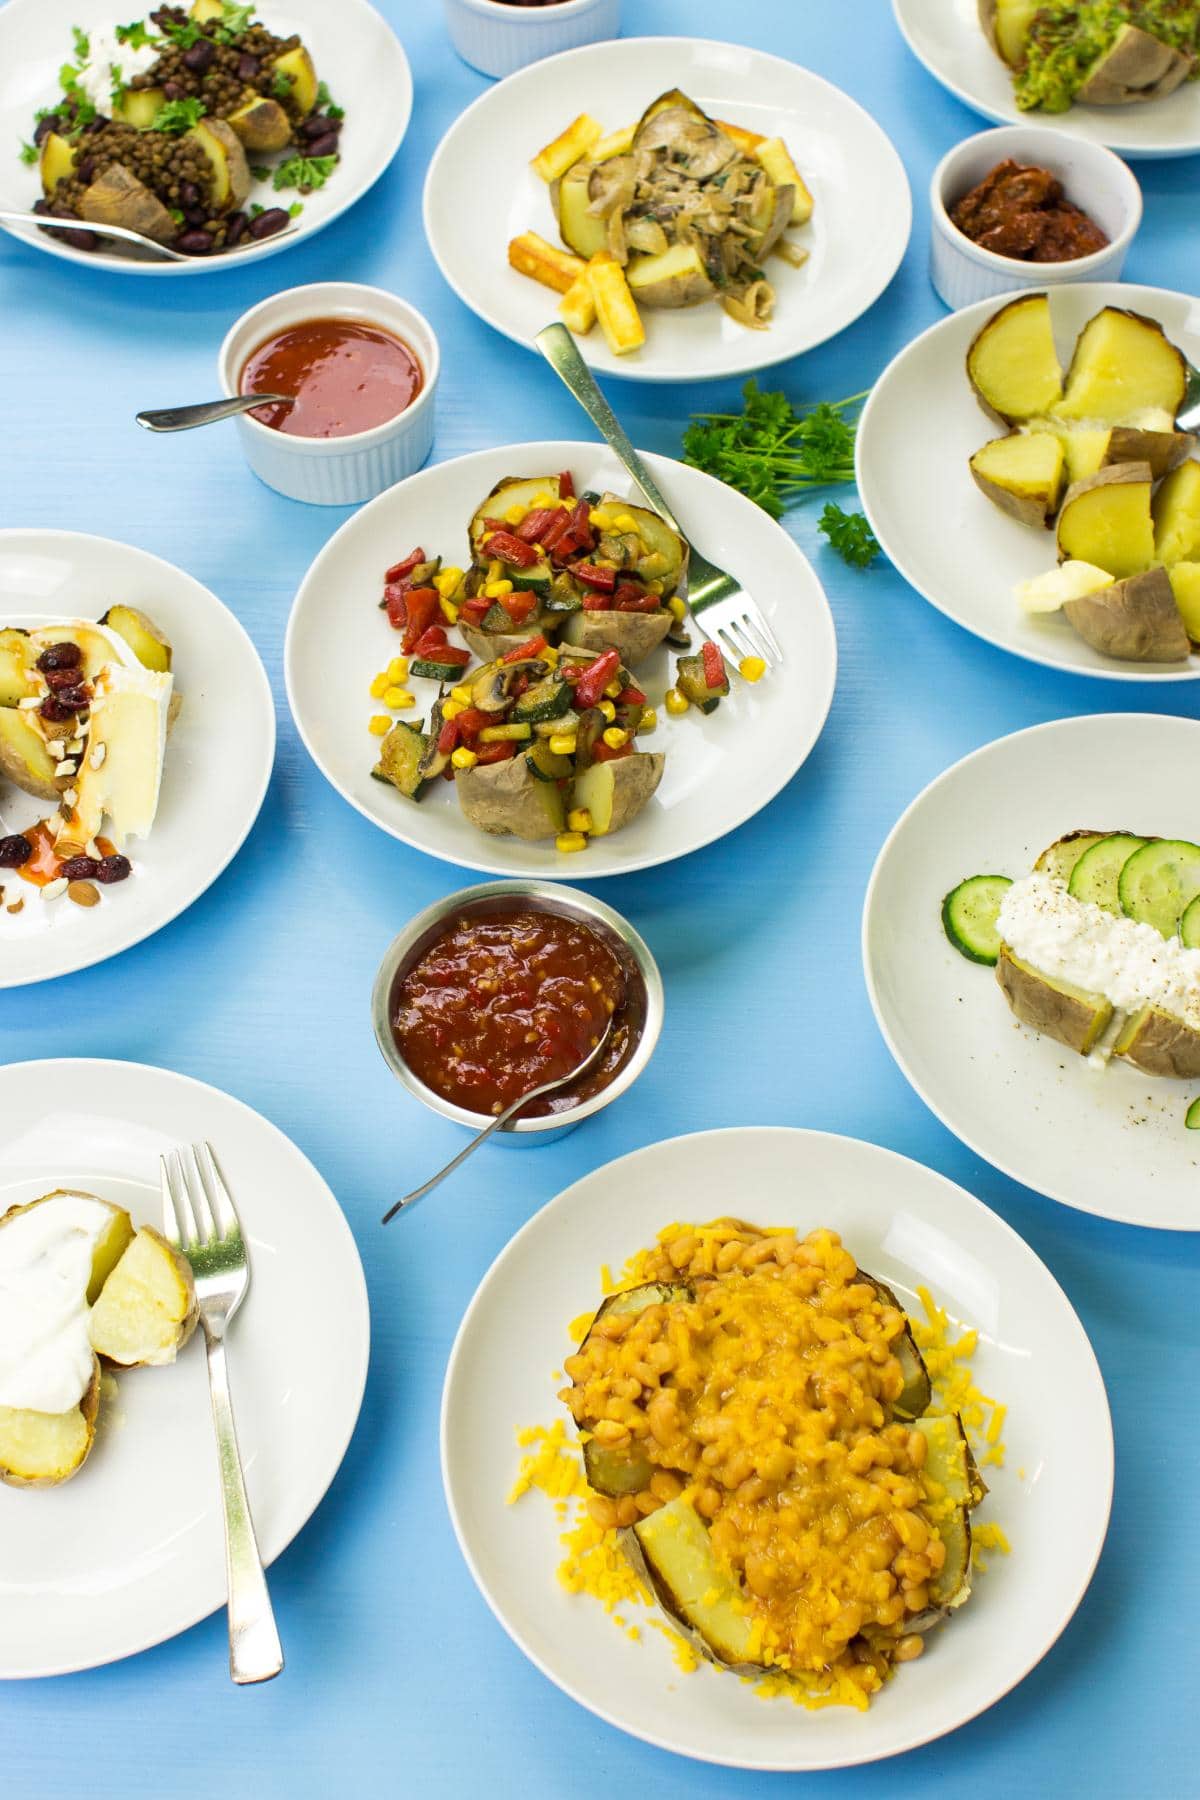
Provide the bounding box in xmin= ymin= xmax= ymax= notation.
xmin=240 ymin=317 xmax=424 ymax=439
xmin=391 ymin=905 xmax=640 ymax=1118
xmin=949 ymin=160 xmax=1108 ymax=263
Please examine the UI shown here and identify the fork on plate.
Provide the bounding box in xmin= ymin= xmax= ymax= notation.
xmin=535 ymin=322 xmax=783 ymax=671
xmin=161 ymin=1142 xmax=284 ymax=1685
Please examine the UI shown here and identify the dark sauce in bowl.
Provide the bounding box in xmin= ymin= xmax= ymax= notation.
xmin=240 ymin=317 xmax=423 ymax=437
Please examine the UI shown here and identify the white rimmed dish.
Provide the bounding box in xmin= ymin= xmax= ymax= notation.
xmin=442 ymin=1125 xmax=1113 ymax=1770
xmin=422 ymin=36 xmax=911 ymax=383
xmin=929 ymin=124 xmax=1142 ymax=310
xmin=371 ymin=879 xmax=663 ymax=1143
xmin=855 ymin=280 xmax=1200 ymax=682
xmin=0 ymin=0 xmax=412 ymax=277
xmin=0 ymin=530 xmax=274 ymax=989
xmin=893 ymin=0 xmax=1200 ymax=160
xmin=285 ymin=440 xmax=837 ymax=879
xmin=0 ymin=1058 xmax=369 ymax=1679
xmin=218 ymin=283 xmax=439 ymax=505
xmin=443 ymin=0 xmax=620 ymax=80
xmin=863 ymin=712 xmax=1200 ymax=1231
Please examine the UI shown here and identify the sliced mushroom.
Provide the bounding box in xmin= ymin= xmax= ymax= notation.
xmin=634 ymin=107 xmax=739 ymax=181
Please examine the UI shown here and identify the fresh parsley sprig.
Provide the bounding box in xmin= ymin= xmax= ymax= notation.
xmin=817 ymin=503 xmax=880 ymax=569
xmin=151 ymin=95 xmax=208 ymax=133
xmin=273 ymin=152 xmax=337 ymax=192
xmin=115 ymin=21 xmax=159 ymax=49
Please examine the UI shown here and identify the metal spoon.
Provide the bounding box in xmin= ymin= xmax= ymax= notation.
xmin=1176 ymin=360 xmax=1200 ymax=434
xmin=0 ymin=208 xmax=194 ymax=262
xmin=136 ymin=394 xmax=296 ymax=432
xmin=381 ymin=1016 xmax=615 ymax=1224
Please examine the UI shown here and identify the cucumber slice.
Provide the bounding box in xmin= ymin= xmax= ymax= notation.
xmin=1181 ymin=895 xmax=1200 ymax=949
xmin=942 ymin=875 xmax=1012 ymax=966
xmin=1187 ymin=1096 xmax=1200 ymax=1130
xmin=1118 ymin=839 xmax=1200 ymax=938
xmin=1068 ymin=834 xmax=1149 ymax=913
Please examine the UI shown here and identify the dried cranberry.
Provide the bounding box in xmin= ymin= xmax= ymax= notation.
xmin=95 ymin=855 xmax=131 ymax=884
xmin=44 ymin=665 xmax=84 ymax=691
xmin=0 ymin=834 xmax=32 ymax=868
xmin=40 ymin=688 xmax=88 ymax=721
xmin=36 ymin=640 xmax=82 ymax=673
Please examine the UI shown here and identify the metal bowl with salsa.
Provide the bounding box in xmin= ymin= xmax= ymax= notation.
xmin=371 ymin=880 xmax=663 ymax=1141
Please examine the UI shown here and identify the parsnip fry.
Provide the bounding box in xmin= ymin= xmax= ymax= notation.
xmin=587 ymin=253 xmax=645 ymax=356
xmin=531 ymin=113 xmax=603 ymax=183
xmin=593 ymin=123 xmax=636 ymax=162
xmin=508 ymin=231 xmax=587 ymax=296
xmin=754 ymin=137 xmax=814 ymax=225
xmin=559 ymin=270 xmax=597 ymax=335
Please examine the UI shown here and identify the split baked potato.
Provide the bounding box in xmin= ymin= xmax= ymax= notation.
xmin=978 ymin=1 xmax=1199 ymax=109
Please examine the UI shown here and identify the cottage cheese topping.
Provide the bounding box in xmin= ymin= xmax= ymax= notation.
xmin=75 ymin=27 xmax=160 ymax=115
xmin=0 ymin=1193 xmax=117 ymax=1412
xmin=998 ymin=872 xmax=1200 ymax=1031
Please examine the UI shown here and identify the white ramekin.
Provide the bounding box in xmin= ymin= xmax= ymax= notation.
xmin=442 ymin=0 xmax=620 ymax=80
xmin=929 ymin=125 xmax=1142 ymax=312
xmin=217 ymin=282 xmax=439 ymax=506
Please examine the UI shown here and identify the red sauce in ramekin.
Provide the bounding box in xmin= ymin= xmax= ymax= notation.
xmin=239 ymin=317 xmax=423 ymax=438
xmin=391 ymin=905 xmax=643 ymax=1118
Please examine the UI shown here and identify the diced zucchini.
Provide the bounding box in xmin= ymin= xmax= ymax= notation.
xmin=509 ymin=565 xmax=553 ymax=595
xmin=525 ymin=743 xmax=573 ymax=782
xmin=513 ymin=677 xmax=572 ymax=724
xmin=478 ymin=722 xmax=532 ymax=744
xmin=941 ymin=875 xmax=1013 ymax=967
xmin=676 ymin=652 xmax=727 ymax=713
xmin=410 ymin=657 xmax=468 ymax=682
xmin=371 ymin=720 xmax=427 ymax=798
xmin=481 ymin=600 xmax=547 ymax=632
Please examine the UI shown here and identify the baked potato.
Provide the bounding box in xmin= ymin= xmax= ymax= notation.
xmin=0 ymin=704 xmax=60 ymax=802
xmin=270 ymin=45 xmax=319 ymax=118
xmin=572 ymin=752 xmax=664 ymax=836
xmin=112 ymin=87 xmax=165 ymax=128
xmin=1153 ymin=459 xmax=1200 ymax=565
xmin=455 ymin=755 xmax=565 ymax=839
xmin=100 ymin=605 xmax=172 ymax=673
xmin=561 ymin=608 xmax=673 ymax=665
xmin=185 ymin=118 xmax=251 ymax=213
xmin=996 ymin=945 xmax=1114 ymax=1054
xmin=625 ymin=241 xmax=714 ymax=310
xmin=966 ymin=293 xmax=1064 ymax=426
xmin=0 ymin=628 xmax=35 ymax=706
xmin=978 ymin=0 xmax=1042 ymax=65
xmin=460 ymin=625 xmax=549 ymax=664
xmin=226 ymin=96 xmax=293 ymax=154
xmin=970 ymin=430 xmax=1065 ymax=526
xmin=551 ymin=160 xmax=610 ymax=262
xmin=1168 ymin=562 xmax=1200 ymax=641
xmin=89 ymin=1227 xmax=198 ymax=1367
xmin=575 ymin=1283 xmax=692 ymax=1496
xmin=78 ymin=164 xmax=178 ymax=245
xmin=38 ymin=131 xmax=76 ymax=197
xmin=1056 ymin=461 xmax=1155 ymax=576
xmin=0 ymin=1360 xmax=101 ymax=1489
xmin=1033 ymin=829 xmax=1113 ymax=884
xmin=1056 ymin=307 xmax=1189 ymax=423
xmin=1015 ymin=558 xmax=1114 ymax=614
xmin=1115 ymin=1002 xmax=1200 ymax=1078
xmin=1077 ymin=23 xmax=1196 ymax=105
xmin=1062 ymin=566 xmax=1190 ymax=661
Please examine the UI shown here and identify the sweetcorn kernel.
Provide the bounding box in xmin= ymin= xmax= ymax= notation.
xmin=604 ymin=680 xmax=622 ymax=698
xmin=739 ymin=656 xmax=766 ymax=683
xmin=451 ymin=685 xmax=474 ymax=707
xmin=556 ymin=831 xmax=588 ymax=853
xmin=368 ymin=714 xmax=392 ymax=736
xmin=665 ymin=687 xmax=690 ymax=716
xmin=541 ymin=645 xmax=560 ymax=668
xmin=484 ymin=579 xmax=514 ymax=599
xmin=487 ymin=559 xmax=503 ymax=581
xmin=602 ymin=727 xmax=628 ymax=749
xmin=451 ymin=746 xmax=478 ymax=770
xmin=387 ymin=656 xmax=409 ymax=683
xmin=441 ymin=699 xmax=465 ymax=721
xmin=387 ymin=688 xmax=416 ymax=710
xmin=668 ymin=596 xmax=687 ymax=621
xmin=434 ymin=568 xmax=463 ymax=598
xmin=598 ymin=699 xmax=617 ymax=722
xmin=439 ymin=597 xmax=459 ymax=624
xmin=369 ymin=672 xmax=389 ymax=699
xmin=589 ymin=507 xmax=613 ymax=530
xmin=567 ymin=808 xmax=593 ymax=834
xmin=613 ymin=511 xmax=638 ymax=533
xmin=504 ymin=503 xmax=527 ymax=525
xmin=549 ymin=733 xmax=578 ymax=756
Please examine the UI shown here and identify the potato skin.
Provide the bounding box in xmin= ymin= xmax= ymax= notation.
xmin=969 ymin=465 xmax=1057 ymax=529
xmin=562 ymin=609 xmax=673 ymax=665
xmin=226 ymin=96 xmax=292 ymax=153
xmin=1118 ymin=1008 xmax=1200 ymax=1078
xmin=0 ymin=706 xmax=62 ymax=803
xmin=1077 ymin=25 xmax=1196 ymax=105
xmin=1105 ymin=426 xmax=1196 ymax=481
xmin=1063 ymin=567 xmax=1190 ymax=663
xmin=455 ymin=756 xmax=564 ymax=840
xmin=995 ymin=946 xmax=1111 ymax=1054
xmin=78 ymin=164 xmax=178 ymax=244
xmin=460 ymin=625 xmax=549 ymax=664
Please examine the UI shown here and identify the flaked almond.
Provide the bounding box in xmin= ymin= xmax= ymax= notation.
xmin=67 ymin=880 xmax=99 ymax=908
xmin=48 ymin=740 xmax=67 ymax=761
xmin=57 ymin=761 xmax=77 ymax=779
xmin=62 ymin=787 xmax=78 ymax=807
xmin=41 ymin=877 xmax=68 ymax=901
xmin=17 ymin=696 xmax=42 ymax=711
xmin=89 ymin=741 xmax=107 ymax=770
xmin=6 ymin=897 xmax=24 ymax=915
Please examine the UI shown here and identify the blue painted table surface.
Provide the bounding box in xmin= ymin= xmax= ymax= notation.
xmin=2 ymin=2 xmax=1198 ymax=1794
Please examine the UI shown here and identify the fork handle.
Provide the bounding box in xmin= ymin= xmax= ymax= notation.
xmin=203 ymin=1326 xmax=284 ymax=1684
xmin=535 ymin=323 xmax=685 ymax=537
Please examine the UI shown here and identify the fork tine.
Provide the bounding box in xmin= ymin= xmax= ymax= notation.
xmin=717 ymin=620 xmax=754 ymax=664
xmin=184 ymin=1143 xmax=217 ymax=1245
xmin=738 ymin=613 xmax=776 ymax=665
xmin=160 ymin=1153 xmax=183 ymax=1247
xmin=747 ymin=608 xmax=783 ymax=662
xmin=164 ymin=1147 xmax=199 ymax=1246
xmin=198 ymin=1141 xmax=240 ymax=1241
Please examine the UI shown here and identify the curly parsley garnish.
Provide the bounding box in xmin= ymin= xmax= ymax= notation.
xmin=71 ymin=26 xmax=91 ymax=62
xmin=271 ymin=68 xmax=293 ymax=100
xmin=159 ymin=18 xmax=203 ymax=49
xmin=214 ymin=2 xmax=256 ymax=39
xmin=115 ymin=21 xmax=159 ymax=49
xmin=315 ymin=80 xmax=344 ymax=121
xmin=273 ymin=153 xmax=337 ymax=193
xmin=18 ymin=139 xmax=39 ymax=166
xmin=817 ymin=503 xmax=880 ymax=569
xmin=151 ymin=96 xmax=208 ymax=134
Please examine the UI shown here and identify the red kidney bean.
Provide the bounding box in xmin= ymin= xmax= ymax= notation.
xmin=77 ymin=156 xmax=95 ymax=184
xmin=182 ymin=39 xmax=215 ymax=74
xmin=96 ymin=855 xmax=132 ymax=884
xmin=176 ymin=228 xmax=215 ymax=254
xmin=0 ymin=835 xmax=32 ymax=869
xmin=305 ymin=132 xmax=339 ymax=158
xmin=36 ymin=642 xmax=82 ymax=672
xmin=237 ymin=52 xmax=260 ymax=80
xmin=179 ymin=180 xmax=201 ymax=208
xmin=33 ymin=114 xmax=61 ymax=145
xmin=47 ymin=209 xmax=99 ymax=252
xmin=163 ymin=79 xmax=184 ymax=100
xmin=299 ymin=115 xmax=331 ymax=140
xmin=247 ymin=207 xmax=289 ymax=240
xmin=224 ymin=212 xmax=248 ymax=246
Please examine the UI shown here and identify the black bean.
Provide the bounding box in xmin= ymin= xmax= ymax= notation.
xmin=176 ymin=228 xmax=215 ymax=254
xmin=96 ymin=855 xmax=132 ymax=884
xmin=305 ymin=133 xmax=339 ymax=159
xmin=237 ymin=53 xmax=260 ymax=80
xmin=33 ymin=114 xmax=61 ymax=145
xmin=183 ymin=39 xmax=215 ymax=74
xmin=247 ymin=207 xmax=289 ymax=239
xmin=0 ymin=835 xmax=32 ymax=869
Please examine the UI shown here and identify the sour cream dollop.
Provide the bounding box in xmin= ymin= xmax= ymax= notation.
xmin=0 ymin=1192 xmax=118 ymax=1413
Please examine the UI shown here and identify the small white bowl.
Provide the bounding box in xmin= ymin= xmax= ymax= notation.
xmin=218 ymin=282 xmax=439 ymax=506
xmin=929 ymin=124 xmax=1142 ymax=311
xmin=442 ymin=0 xmax=620 ymax=80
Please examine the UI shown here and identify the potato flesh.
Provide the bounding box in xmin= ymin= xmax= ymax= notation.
xmin=88 ymin=1229 xmax=196 ymax=1368
xmin=1153 ymin=460 xmax=1200 ymax=566
xmin=996 ymin=946 xmax=1113 ymax=1055
xmin=0 ymin=1391 xmax=94 ymax=1486
xmin=631 ymin=1497 xmax=757 ymax=1668
xmin=1057 ymin=469 xmax=1155 ymax=577
xmin=972 ymin=430 xmax=1064 ymax=512
xmin=1056 ymin=309 xmax=1188 ymax=423
xmin=626 ymin=241 xmax=712 ymax=308
xmin=0 ymin=705 xmax=60 ymax=801
xmin=967 ymin=295 xmax=1063 ymax=422
xmin=1168 ymin=562 xmax=1200 ymax=641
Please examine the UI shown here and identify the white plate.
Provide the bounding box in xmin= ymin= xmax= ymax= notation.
xmin=0 ymin=530 xmax=274 ymax=988
xmin=442 ymin=1126 xmax=1113 ymax=1771
xmin=893 ymin=0 xmax=1200 ymax=158
xmin=285 ymin=441 xmax=837 ymax=879
xmin=864 ymin=713 xmax=1200 ymax=1231
xmin=0 ymin=1058 xmax=369 ymax=1679
xmin=0 ymin=0 xmax=411 ymax=276
xmin=856 ymin=282 xmax=1200 ymax=683
xmin=422 ymin=37 xmax=911 ymax=383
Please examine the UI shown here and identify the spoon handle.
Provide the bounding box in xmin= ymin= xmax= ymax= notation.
xmin=136 ymin=394 xmax=293 ymax=432
xmin=0 ymin=208 xmax=189 ymax=261
xmin=535 ymin=322 xmax=685 ymax=537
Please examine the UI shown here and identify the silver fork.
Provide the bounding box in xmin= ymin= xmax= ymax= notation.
xmin=536 ymin=322 xmax=783 ymax=670
xmin=161 ymin=1143 xmax=284 ymax=1686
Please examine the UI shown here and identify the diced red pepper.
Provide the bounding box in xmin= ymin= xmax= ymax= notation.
xmin=500 ymin=590 xmax=538 ymax=625
xmin=502 ymin=634 xmax=548 ymax=664
xmin=434 ymin=644 xmax=471 ymax=668
xmin=410 ymin=624 xmax=448 ymax=657
xmin=481 ymin=531 xmax=539 ymax=569
xmin=549 ymin=500 xmax=595 ymax=564
xmin=540 ymin=511 xmax=574 ymax=553
xmin=392 ymin=587 xmax=439 ymax=649
xmin=476 ymin=740 xmax=517 ymax=765
xmin=702 ymin=640 xmax=726 ymax=689
xmin=590 ymin=740 xmax=633 ymax=763
xmin=516 ymin=507 xmax=561 ymax=544
xmin=459 ymin=596 xmax=491 ymax=625
xmin=572 ymin=563 xmax=617 ymax=594
xmin=481 ymin=517 xmax=510 ymax=534
xmin=454 ymin=707 xmax=491 ymax=741
xmin=574 ymin=648 xmax=621 ymax=711
xmin=581 ymin=591 xmax=613 ymax=611
xmin=437 ymin=716 xmax=459 ymax=755
xmin=616 ymin=685 xmax=646 ymax=706
xmin=616 ymin=590 xmax=662 ymax=613
xmin=557 ymin=470 xmax=575 ymax=500
xmin=385 ymin=548 xmax=424 ymax=583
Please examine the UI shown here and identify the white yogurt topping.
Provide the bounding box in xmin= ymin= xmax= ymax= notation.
xmin=998 ymin=872 xmax=1200 ymax=1031
xmin=75 ymin=25 xmax=160 ymax=114
xmin=0 ymin=1193 xmax=117 ymax=1412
